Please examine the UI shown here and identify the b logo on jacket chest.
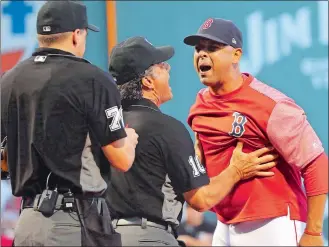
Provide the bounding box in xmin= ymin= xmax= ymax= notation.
xmin=229 ymin=112 xmax=247 ymax=137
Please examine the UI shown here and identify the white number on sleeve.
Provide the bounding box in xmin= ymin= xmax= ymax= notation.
xmin=105 ymin=106 xmax=124 ymax=131
xmin=188 ymin=155 xmax=206 ymax=177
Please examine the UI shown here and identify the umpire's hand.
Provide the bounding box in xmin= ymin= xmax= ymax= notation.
xmin=125 ymin=127 xmax=139 ymax=148
xmin=229 ymin=142 xmax=278 ymax=180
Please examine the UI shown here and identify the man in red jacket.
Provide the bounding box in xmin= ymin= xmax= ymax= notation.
xmin=184 ymin=17 xmax=328 ymax=246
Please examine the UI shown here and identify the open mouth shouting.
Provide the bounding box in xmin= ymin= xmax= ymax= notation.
xmin=198 ymin=60 xmax=213 ymax=76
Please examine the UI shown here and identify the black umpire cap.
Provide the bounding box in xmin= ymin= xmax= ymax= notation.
xmin=37 ymin=0 xmax=99 ymax=35
xmin=109 ymin=36 xmax=175 ymax=85
xmin=184 ymin=18 xmax=243 ymax=49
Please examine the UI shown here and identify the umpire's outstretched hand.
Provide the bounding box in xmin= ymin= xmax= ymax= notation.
xmin=229 ymin=142 xmax=278 ymax=180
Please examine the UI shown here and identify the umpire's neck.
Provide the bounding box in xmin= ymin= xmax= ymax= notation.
xmin=37 ymin=30 xmax=86 ymax=58
xmin=39 ymin=44 xmax=78 ymax=57
xmin=142 ymin=90 xmax=161 ymax=107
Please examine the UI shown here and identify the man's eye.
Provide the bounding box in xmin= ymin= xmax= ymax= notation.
xmin=195 ymin=45 xmax=219 ymax=53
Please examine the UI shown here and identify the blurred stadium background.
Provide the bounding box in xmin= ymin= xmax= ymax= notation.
xmin=1 ymin=1 xmax=328 ymax=246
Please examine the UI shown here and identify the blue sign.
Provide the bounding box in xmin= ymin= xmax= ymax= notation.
xmin=1 ymin=1 xmax=44 ymax=72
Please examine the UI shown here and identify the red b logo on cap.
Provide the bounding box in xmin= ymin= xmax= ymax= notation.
xmin=202 ymin=18 xmax=214 ymax=30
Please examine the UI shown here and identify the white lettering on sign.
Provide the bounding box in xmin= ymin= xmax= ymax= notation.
xmin=240 ymin=2 xmax=328 ymax=90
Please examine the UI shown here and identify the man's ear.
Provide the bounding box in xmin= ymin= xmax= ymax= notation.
xmin=141 ymin=76 xmax=154 ymax=90
xmin=232 ymin=48 xmax=242 ymax=64
xmin=72 ymin=30 xmax=78 ymax=46
xmin=72 ymin=29 xmax=82 ymax=46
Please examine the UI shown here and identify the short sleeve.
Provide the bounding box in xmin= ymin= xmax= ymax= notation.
xmin=85 ymin=73 xmax=127 ymax=146
xmin=267 ymin=99 xmax=324 ymax=170
xmin=165 ymin=121 xmax=209 ymax=193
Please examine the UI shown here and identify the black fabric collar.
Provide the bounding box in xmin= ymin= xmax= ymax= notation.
xmin=32 ymin=48 xmax=91 ymax=64
xmin=32 ymin=48 xmax=75 ymax=56
xmin=122 ymin=98 xmax=160 ymax=112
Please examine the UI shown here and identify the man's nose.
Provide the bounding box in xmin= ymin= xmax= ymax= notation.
xmin=197 ymin=50 xmax=208 ymax=62
xmin=199 ymin=49 xmax=209 ymax=57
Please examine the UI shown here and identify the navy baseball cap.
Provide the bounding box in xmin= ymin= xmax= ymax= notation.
xmin=37 ymin=1 xmax=99 ymax=35
xmin=184 ymin=18 xmax=242 ymax=48
xmin=109 ymin=36 xmax=174 ymax=85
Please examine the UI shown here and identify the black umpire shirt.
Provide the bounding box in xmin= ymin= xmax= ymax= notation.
xmin=1 ymin=48 xmax=126 ymax=197
xmin=106 ymin=98 xmax=210 ymax=227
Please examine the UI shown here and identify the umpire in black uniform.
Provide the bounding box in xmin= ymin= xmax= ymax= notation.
xmin=106 ymin=36 xmax=277 ymax=246
xmin=1 ymin=1 xmax=138 ymax=246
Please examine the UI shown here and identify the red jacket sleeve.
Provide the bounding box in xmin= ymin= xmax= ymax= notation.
xmin=266 ymin=99 xmax=327 ymax=196
xmin=301 ymin=152 xmax=328 ymax=196
xmin=266 ymin=99 xmax=324 ymax=170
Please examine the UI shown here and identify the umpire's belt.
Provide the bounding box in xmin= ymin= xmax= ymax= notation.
xmin=21 ymin=194 xmax=64 ymax=210
xmin=113 ymin=217 xmax=175 ymax=233
xmin=21 ymin=193 xmax=103 ymax=211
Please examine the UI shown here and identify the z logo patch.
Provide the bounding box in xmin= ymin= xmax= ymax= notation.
xmin=229 ymin=112 xmax=247 ymax=137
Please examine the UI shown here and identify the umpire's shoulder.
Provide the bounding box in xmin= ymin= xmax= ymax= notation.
xmin=162 ymin=113 xmax=192 ymax=140
xmin=74 ymin=62 xmax=117 ymax=91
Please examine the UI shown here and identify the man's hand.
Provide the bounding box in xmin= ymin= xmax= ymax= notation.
xmin=300 ymin=194 xmax=327 ymax=247
xmin=229 ymin=142 xmax=278 ymax=181
xmin=101 ymin=127 xmax=138 ymax=172
xmin=299 ymin=233 xmax=324 ymax=246
xmin=125 ymin=127 xmax=139 ymax=148
xmin=184 ymin=141 xmax=278 ymax=212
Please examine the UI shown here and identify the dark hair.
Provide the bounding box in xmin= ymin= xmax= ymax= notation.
xmin=117 ymin=65 xmax=156 ymax=101
xmin=37 ymin=32 xmax=71 ymax=46
xmin=117 ymin=77 xmax=143 ymax=101
xmin=37 ymin=29 xmax=85 ymax=47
